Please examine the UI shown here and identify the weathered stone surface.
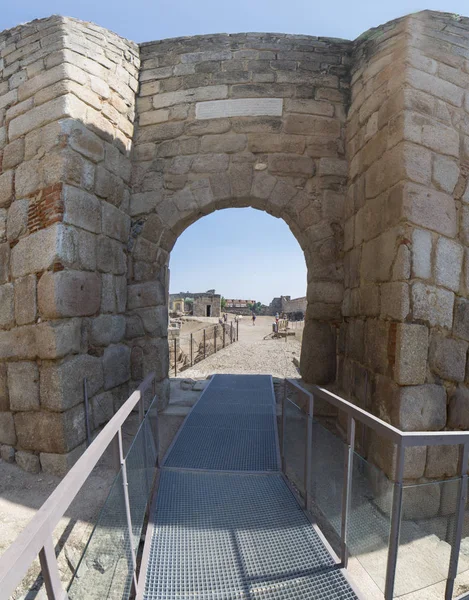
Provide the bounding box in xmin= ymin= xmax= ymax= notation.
xmin=429 ymin=333 xmax=468 ymax=382
xmin=0 ymin=284 xmax=14 ymax=329
xmin=380 ymin=282 xmax=409 ymax=321
xmin=412 ymin=282 xmax=454 ymax=329
xmin=0 ymin=364 xmax=8 ymax=412
xmin=432 ymin=155 xmax=459 ymax=194
xmin=394 ymin=324 xmax=428 ymax=385
xmin=0 ymin=171 xmax=14 ymax=208
xmin=454 ymin=298 xmax=469 ymax=342
xmin=268 ymin=154 xmax=314 ymax=177
xmin=7 ymin=199 xmax=29 ymax=241
xmin=196 ymin=98 xmax=282 ymax=119
xmin=15 ymin=450 xmax=40 ymax=474
xmin=90 ymin=391 xmax=114 ymax=429
xmin=397 ymin=385 xmax=446 ymax=431
xmin=0 ymin=412 xmax=16 ymax=445
xmin=0 ymin=444 xmax=15 ymax=463
xmin=97 ymin=237 xmax=126 ymax=274
xmin=40 ymin=354 xmax=103 ymax=412
xmin=7 ymin=362 xmax=39 ymax=411
xmin=14 ymin=275 xmax=37 ymax=326
xmin=101 ymin=274 xmax=127 ymax=313
xmin=300 ymin=320 xmax=336 ymax=384
xmin=425 ymin=445 xmax=459 ymax=478
xmin=35 ymin=318 xmax=81 ymax=359
xmin=89 ymin=314 xmax=126 ymax=346
xmin=411 ymin=228 xmax=432 ymax=279
xmin=449 ymin=385 xmax=469 ymax=429
xmin=102 ymin=201 xmax=131 ymax=242
xmin=40 ymin=443 xmax=85 ymax=476
xmin=128 ymin=281 xmax=165 ymax=310
xmin=38 ymin=271 xmax=101 ymax=318
xmin=435 ymin=237 xmax=463 ymax=292
xmin=62 ymin=186 xmax=101 ymax=233
xmin=103 ymin=345 xmax=131 ymax=390
xmin=15 ymin=404 xmax=86 ymax=453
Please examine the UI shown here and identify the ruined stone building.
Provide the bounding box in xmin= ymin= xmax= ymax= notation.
xmin=1 ymin=11 xmax=469 ymax=479
xmin=268 ymin=295 xmax=307 ymax=317
xmin=169 ymin=290 xmax=221 ymax=316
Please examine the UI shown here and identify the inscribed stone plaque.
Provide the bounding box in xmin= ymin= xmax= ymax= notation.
xmin=195 ymin=98 xmax=283 ymax=120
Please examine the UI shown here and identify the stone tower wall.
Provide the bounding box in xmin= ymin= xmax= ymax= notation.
xmin=0 ymin=16 xmax=139 ymax=474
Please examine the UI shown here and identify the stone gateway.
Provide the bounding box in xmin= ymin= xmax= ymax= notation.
xmin=0 ymin=11 xmax=468 ymax=477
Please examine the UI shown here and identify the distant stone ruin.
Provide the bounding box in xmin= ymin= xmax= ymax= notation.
xmin=0 ymin=11 xmax=468 ymax=479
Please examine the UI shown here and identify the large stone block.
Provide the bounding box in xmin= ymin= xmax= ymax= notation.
xmin=412 ymin=282 xmax=454 ymax=329
xmin=35 ymin=318 xmax=82 ymax=359
xmin=0 ymin=412 xmax=16 ymax=445
xmin=14 ymin=275 xmax=37 ymax=326
xmin=62 ymin=185 xmax=101 ymax=233
xmin=103 ymin=345 xmax=131 ymax=390
xmin=394 ymin=324 xmax=428 ymax=385
xmin=429 ymin=333 xmax=468 ymax=382
xmin=401 ymin=182 xmax=457 ymax=238
xmin=268 ymin=154 xmax=314 ymax=177
xmin=89 ymin=314 xmax=126 ymax=346
xmin=425 ymin=445 xmax=459 ymax=478
xmin=7 ymin=361 xmax=39 ymax=411
xmin=411 ymin=228 xmax=432 ymax=279
xmin=134 ymin=306 xmax=168 ymax=336
xmin=38 ymin=270 xmax=101 ymax=318
xmin=40 ymin=354 xmax=103 ymax=412
xmin=360 ymin=228 xmax=400 ymax=283
xmin=454 ymin=298 xmax=469 ymax=342
xmin=449 ymin=386 xmax=469 ymax=429
xmin=299 ymin=320 xmax=336 ymax=384
xmin=0 ymin=325 xmax=37 ymax=360
xmin=435 ymin=237 xmax=463 ymax=292
xmin=101 ymin=274 xmax=127 ymax=313
xmin=397 ymin=384 xmax=446 ymax=431
xmin=40 ymin=443 xmax=85 ymax=476
xmin=364 ymin=319 xmax=389 ymax=374
xmin=11 ymin=224 xmax=76 ymax=278
xmin=0 ymin=284 xmax=14 ymax=329
xmin=0 ymin=364 xmax=8 ymax=412
xmin=14 ymin=404 xmax=86 ymax=453
xmin=102 ymin=201 xmax=131 ymax=242
xmin=127 ymin=281 xmax=165 ymax=310
xmin=97 ymin=237 xmax=126 ymax=274
xmin=15 ymin=450 xmax=40 ymax=474
xmin=7 ymin=199 xmax=29 ymax=241
xmin=380 ymin=281 xmax=409 ymax=321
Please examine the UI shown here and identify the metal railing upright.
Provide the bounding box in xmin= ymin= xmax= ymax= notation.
xmin=281 ymin=379 xmax=469 ymax=600
xmin=0 ymin=373 xmax=159 ymax=600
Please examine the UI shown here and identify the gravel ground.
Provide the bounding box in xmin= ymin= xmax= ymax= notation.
xmin=181 ymin=316 xmax=302 ymax=379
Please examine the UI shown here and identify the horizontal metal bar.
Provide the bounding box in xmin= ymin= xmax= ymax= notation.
xmin=0 ymin=372 xmax=156 ymax=600
xmin=289 ymin=381 xmax=469 ymax=448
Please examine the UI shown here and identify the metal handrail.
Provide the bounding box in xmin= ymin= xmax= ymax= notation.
xmin=283 ymin=378 xmax=469 ymax=600
xmin=0 ymin=372 xmax=158 ymax=600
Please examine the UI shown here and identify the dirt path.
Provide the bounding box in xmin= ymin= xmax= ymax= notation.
xmin=181 ymin=315 xmax=302 ymax=379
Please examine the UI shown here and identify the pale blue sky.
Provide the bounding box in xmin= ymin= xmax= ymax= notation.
xmin=2 ymin=1 xmax=467 ymax=304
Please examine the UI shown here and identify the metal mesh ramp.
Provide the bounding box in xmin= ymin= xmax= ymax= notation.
xmin=143 ymin=470 xmax=357 ymax=600
xmin=141 ymin=374 xmax=358 ymax=600
xmin=163 ymin=374 xmax=280 ymax=471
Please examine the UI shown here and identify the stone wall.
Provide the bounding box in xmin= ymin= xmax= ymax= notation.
xmin=130 ymin=31 xmax=351 ymax=393
xmin=0 ymin=16 xmax=139 ymax=474
xmin=192 ymin=294 xmax=221 ymax=317
xmin=3 ymin=11 xmax=469 ymax=476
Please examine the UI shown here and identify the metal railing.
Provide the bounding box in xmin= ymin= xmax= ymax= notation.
xmin=0 ymin=373 xmax=159 ymax=600
xmin=172 ymin=321 xmax=239 ymax=376
xmin=282 ymin=379 xmax=469 ymax=600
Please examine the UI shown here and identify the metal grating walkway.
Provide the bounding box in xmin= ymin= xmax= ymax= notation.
xmin=141 ymin=374 xmax=358 ymax=600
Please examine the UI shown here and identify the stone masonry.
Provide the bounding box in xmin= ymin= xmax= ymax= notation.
xmin=1 ymin=11 xmax=469 ymax=482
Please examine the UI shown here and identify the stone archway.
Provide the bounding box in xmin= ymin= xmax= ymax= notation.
xmin=126 ymin=33 xmax=349 ymax=407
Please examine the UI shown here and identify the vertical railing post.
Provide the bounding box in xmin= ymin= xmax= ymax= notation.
xmin=340 ymin=414 xmax=356 ymax=568
xmin=304 ymin=391 xmax=314 ymax=513
xmin=223 ymin=324 xmax=226 ymax=348
xmin=190 ymin=333 xmax=193 ymax=366
xmin=152 ymin=377 xmax=160 ymax=468
xmin=118 ymin=428 xmax=138 ymax=595
xmin=174 ymin=338 xmax=177 ymax=377
xmin=445 ymin=442 xmax=469 ymax=600
xmin=39 ymin=537 xmax=65 ymax=600
xmin=83 ymin=378 xmax=92 ymax=447
xmin=384 ymin=443 xmax=405 ymax=600
xmin=281 ymin=380 xmax=288 ymax=472
xmin=230 ymin=322 xmax=233 ymax=344
xmin=237 ymin=319 xmax=239 ymax=341
xmin=214 ymin=325 xmax=217 ymax=354
xmin=203 ymin=328 xmax=206 ymax=359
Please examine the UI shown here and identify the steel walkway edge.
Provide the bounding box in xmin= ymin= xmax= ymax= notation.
xmin=138 ymin=374 xmax=358 ymax=600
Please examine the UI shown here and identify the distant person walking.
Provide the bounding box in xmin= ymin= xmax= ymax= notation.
xmin=252 ymin=312 xmax=256 ymax=326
